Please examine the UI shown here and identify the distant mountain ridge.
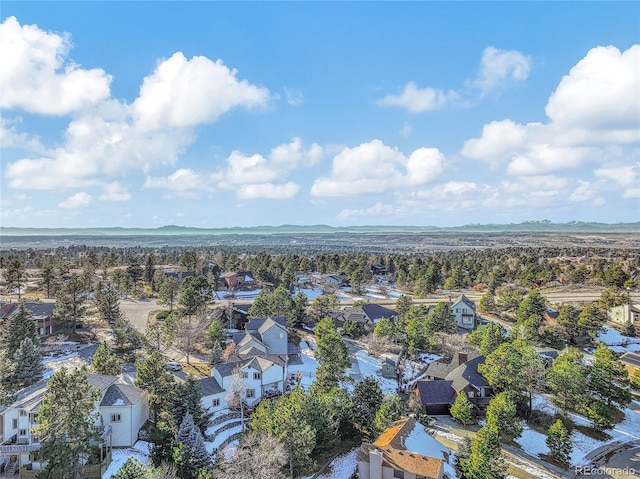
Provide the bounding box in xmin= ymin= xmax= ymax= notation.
xmin=2 ymin=221 xmax=639 ymax=236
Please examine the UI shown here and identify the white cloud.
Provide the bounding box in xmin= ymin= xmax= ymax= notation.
xmin=594 ymin=165 xmax=638 ymax=187
xmin=546 ymin=45 xmax=640 ymax=143
xmin=0 ymin=17 xmax=111 ymax=115
xmin=269 ymin=137 xmax=323 ymax=167
xmin=144 ymin=169 xmax=221 ymax=198
xmin=338 ymin=202 xmax=396 ymax=219
xmin=570 ymin=181 xmax=595 ymax=202
xmin=399 ymin=122 xmax=412 ymax=138
xmin=237 ymin=182 xmax=300 ymax=199
xmin=99 ymin=182 xmax=131 ymax=202
xmin=59 ymin=192 xmax=92 ymax=209
xmin=0 ymin=117 xmax=44 ymax=152
xmin=461 ymin=45 xmax=640 ymax=179
xmin=133 ymin=52 xmax=269 ymax=131
xmin=377 ymin=82 xmax=459 ymax=113
xmin=311 ymin=140 xmax=446 ymax=196
xmin=284 ymin=87 xmax=303 ymax=106
xmin=473 ymin=46 xmax=531 ymax=95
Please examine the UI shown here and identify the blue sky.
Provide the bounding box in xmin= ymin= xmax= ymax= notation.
xmin=1 ymin=2 xmax=638 ymax=228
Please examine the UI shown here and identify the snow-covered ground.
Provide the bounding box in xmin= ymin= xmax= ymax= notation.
xmin=597 ymin=326 xmax=640 ymax=351
xmin=301 ymin=448 xmax=358 ymax=479
xmin=288 ymin=341 xmax=319 ymax=389
xmin=402 ymin=353 xmax=441 ymax=389
xmin=528 ymin=394 xmax=640 ymax=466
xmin=214 ymin=288 xmax=262 ymax=300
xmin=354 ymin=350 xmax=398 ymax=393
xmin=102 ymin=441 xmax=150 ymax=479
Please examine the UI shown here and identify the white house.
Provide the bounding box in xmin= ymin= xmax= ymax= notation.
xmin=98 ymin=383 xmax=149 ymax=448
xmin=607 ymin=303 xmax=640 ymax=331
xmin=203 ymin=317 xmax=291 ymax=414
xmin=451 ymin=294 xmax=478 ymax=331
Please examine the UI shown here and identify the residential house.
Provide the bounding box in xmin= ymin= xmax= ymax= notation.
xmin=163 ymin=269 xmax=195 ymax=284
xmin=204 ymin=317 xmax=293 ymax=413
xmin=318 ymin=274 xmax=347 ymax=289
xmin=223 ymin=271 xmax=257 ymax=291
xmin=416 ymin=355 xmax=493 ymax=416
xmin=0 ymin=373 xmax=147 ymax=478
xmin=620 ymin=352 xmax=640 ymax=378
xmin=357 ymin=417 xmax=455 ymax=479
xmin=450 ymin=294 xmax=478 ymax=331
xmin=608 ymin=304 xmax=640 ymax=334
xmin=424 ymin=352 xmax=479 ymax=380
xmin=0 ymin=302 xmax=56 ymax=336
xmin=336 ymin=304 xmax=398 ymax=331
xmin=381 ymin=357 xmax=397 ymax=380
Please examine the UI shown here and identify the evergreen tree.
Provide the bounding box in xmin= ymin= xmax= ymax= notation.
xmin=3 ymin=256 xmax=26 ymax=300
xmin=173 ymin=376 xmax=211 ymax=435
xmin=460 ymin=425 xmax=507 ymax=479
xmin=429 ymin=302 xmax=456 ymax=334
xmin=450 ymin=392 xmax=474 ymax=426
xmin=115 ymin=457 xmax=159 ymax=479
xmin=204 ymin=318 xmax=225 ymax=351
xmin=145 ymin=319 xmax=175 ymax=353
xmin=353 ymin=376 xmax=384 ymax=433
xmin=546 ymin=419 xmax=572 ymax=464
xmin=547 ymin=348 xmax=589 ymax=414
xmin=54 ymin=276 xmax=87 ymax=331
xmin=209 ymin=341 xmax=224 ymax=367
xmin=314 ymin=317 xmax=350 ymax=390
xmin=556 ymin=305 xmax=580 ymax=339
xmin=515 ymin=290 xmax=546 ymax=323
xmin=95 ymin=282 xmax=123 ymax=324
xmin=293 ymin=291 xmax=309 ymax=324
xmin=113 ymin=316 xmax=143 ymax=356
xmin=479 ymin=338 xmax=545 ymax=414
xmin=158 ymin=275 xmax=180 ymax=310
xmin=91 ymin=341 xmax=122 ymax=376
xmin=577 ymin=304 xmax=606 ymax=337
xmin=477 ymin=292 xmax=496 ymax=313
xmin=588 ymin=343 xmax=631 ymax=408
xmin=135 ymin=351 xmax=177 ymax=420
xmin=33 ymin=368 xmax=100 ymax=479
xmin=2 ymin=302 xmax=38 ymax=357
xmin=0 ymin=347 xmax=16 ymax=405
xmin=395 ymin=294 xmax=413 ymax=316
xmin=12 ymin=337 xmax=43 ymax=387
xmin=485 ymin=392 xmax=522 ymax=441
xmin=588 ymin=399 xmax=614 ymax=431
xmin=145 ymin=253 xmax=157 ymax=286
xmin=39 ymin=262 xmax=57 ymax=299
xmin=372 ymin=394 xmax=403 ymax=437
xmin=150 ymin=412 xmax=176 ymax=466
xmin=468 ymin=322 xmax=505 ymax=356
xmin=598 ymin=286 xmax=630 ymax=309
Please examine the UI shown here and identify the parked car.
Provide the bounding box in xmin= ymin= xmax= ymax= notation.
xmin=167 ymin=362 xmax=182 ymax=371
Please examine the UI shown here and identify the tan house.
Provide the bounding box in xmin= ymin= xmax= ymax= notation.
xmin=357 ymin=417 xmax=455 ymax=479
xmin=620 ymin=352 xmax=640 ymax=378
xmin=608 ymin=304 xmax=640 ymax=334
xmin=223 ymin=271 xmax=256 ymax=291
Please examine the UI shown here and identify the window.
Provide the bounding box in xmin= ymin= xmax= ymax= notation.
xmin=212 ymin=399 xmax=220 ymax=407
xmin=277 ymin=332 xmax=284 ymax=339
xmin=241 ymin=372 xmax=248 ymax=379
xmin=19 ymin=429 xmax=27 ymax=436
xmin=110 ymin=414 xmax=122 ymax=423
xmin=393 ymin=470 xmax=405 ymax=479
xmin=12 ymin=419 xmax=17 ymax=429
xmin=20 ymin=410 xmax=27 ymax=416
xmin=253 ymin=372 xmax=261 ymax=380
xmin=246 ymin=389 xmax=255 ymax=398
xmin=467 ymin=391 xmax=474 ymax=398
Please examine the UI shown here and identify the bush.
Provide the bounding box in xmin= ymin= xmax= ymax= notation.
xmin=156 ymin=310 xmax=171 ymax=320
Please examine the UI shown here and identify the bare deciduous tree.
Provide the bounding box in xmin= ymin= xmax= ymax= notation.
xmin=212 ymin=433 xmax=288 ymax=479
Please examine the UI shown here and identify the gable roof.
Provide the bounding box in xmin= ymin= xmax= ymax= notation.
xmin=360 ymin=417 xmax=446 ymax=479
xmin=452 ymin=294 xmax=476 ymax=311
xmin=445 ymin=355 xmax=489 ymax=392
xmin=23 ymin=302 xmax=56 ymax=318
xmin=245 ymin=316 xmax=287 ymax=332
xmin=214 ymin=353 xmax=287 ymax=378
xmin=416 ymin=380 xmax=456 ymax=405
xmin=425 ymin=352 xmax=479 ymax=380
xmin=100 ymin=383 xmax=144 ymax=407
xmin=87 ymin=373 xmax=119 ymax=393
xmin=198 ymin=376 xmax=225 ymax=396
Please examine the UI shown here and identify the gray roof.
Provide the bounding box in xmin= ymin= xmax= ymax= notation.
xmin=23 ymin=302 xmax=56 ymax=318
xmin=416 ymin=380 xmax=456 ymax=405
xmin=453 ymin=294 xmax=476 ymax=311
xmin=214 ymin=354 xmax=287 ymax=378
xmin=426 ymin=352 xmax=479 ymax=380
xmin=245 ymin=316 xmax=286 ymax=331
xmin=198 ymin=376 xmax=225 ymax=396
xmin=100 ymin=384 xmax=144 ymax=407
xmin=445 ymin=355 xmax=489 ymax=392
xmin=87 ymin=373 xmax=118 ymax=393
xmin=340 ymin=304 xmax=398 ymax=324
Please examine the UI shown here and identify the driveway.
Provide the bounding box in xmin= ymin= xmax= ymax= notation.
xmin=344 ymin=338 xmax=364 ymax=383
xmin=120 ymin=298 xmax=161 ymax=333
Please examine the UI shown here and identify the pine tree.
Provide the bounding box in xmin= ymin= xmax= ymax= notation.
xmin=174 ymin=412 xmax=212 ymax=479
xmin=115 ymin=457 xmax=159 ymax=479
xmin=353 ymin=376 xmax=384 ymax=433
xmin=91 ymin=341 xmax=122 ymax=376
xmin=205 ymin=318 xmax=225 ymax=350
xmin=468 ymin=322 xmax=505 ymax=356
xmin=3 ymin=256 xmax=26 ymax=300
xmin=177 ymin=412 xmax=197 ymax=446
xmin=372 ymin=394 xmax=403 ymax=437
xmin=546 ymin=419 xmax=572 ymax=464
xmin=477 ymin=292 xmax=496 ymax=313
xmin=149 ymin=412 xmax=176 ymax=466
xmin=2 ymin=302 xmax=38 ymax=357
xmin=113 ymin=317 xmax=143 ymax=356
xmin=209 ymin=341 xmax=224 ymax=367
xmin=588 ymin=343 xmax=631 ymax=408
xmin=135 ymin=351 xmax=177 ymax=420
xmin=547 ymin=348 xmax=588 ymax=414
xmin=314 ymin=317 xmax=350 ymax=390
xmin=173 ymin=376 xmax=211 ymax=435
xmin=95 ymin=282 xmax=123 ymax=324
xmin=450 ymin=392 xmax=474 ymax=426
xmin=578 ymin=304 xmax=606 ymax=337
xmin=33 ymin=368 xmax=100 ymax=479
xmin=429 ymin=302 xmax=456 ymax=334
xmin=12 ymin=337 xmax=43 ymax=387
xmin=0 ymin=348 xmax=16 ymax=406
xmin=460 ymin=425 xmax=507 ymax=479
xmin=54 ymin=276 xmax=87 ymax=331
xmin=486 ymin=392 xmax=522 ymax=441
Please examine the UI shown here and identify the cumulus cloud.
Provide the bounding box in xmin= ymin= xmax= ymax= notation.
xmin=3 ymin=20 xmax=271 ymax=191
xmin=133 ymin=52 xmax=269 ymax=131
xmin=461 ymin=45 xmax=639 ymax=179
xmin=144 ymin=169 xmax=221 ymax=199
xmin=311 ymin=140 xmax=445 ymax=197
xmin=473 ymin=46 xmax=531 ymax=95
xmin=338 ymin=202 xmax=396 ymax=219
xmin=0 ymin=17 xmax=111 ymax=115
xmin=378 ymin=46 xmax=530 ymax=112
xmin=0 ymin=117 xmax=44 ymax=152
xmin=377 ymin=82 xmax=459 ymax=113
xmin=59 ymin=192 xmax=92 ymax=209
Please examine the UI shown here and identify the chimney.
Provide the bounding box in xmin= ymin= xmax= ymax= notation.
xmin=369 ymin=449 xmax=383 ymax=479
xmin=458 ymin=352 xmax=468 ymax=365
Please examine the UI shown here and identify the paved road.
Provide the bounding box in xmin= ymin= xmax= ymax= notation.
xmin=344 ymin=338 xmax=364 ymax=383
xmin=119 ymin=298 xmax=160 ymax=333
